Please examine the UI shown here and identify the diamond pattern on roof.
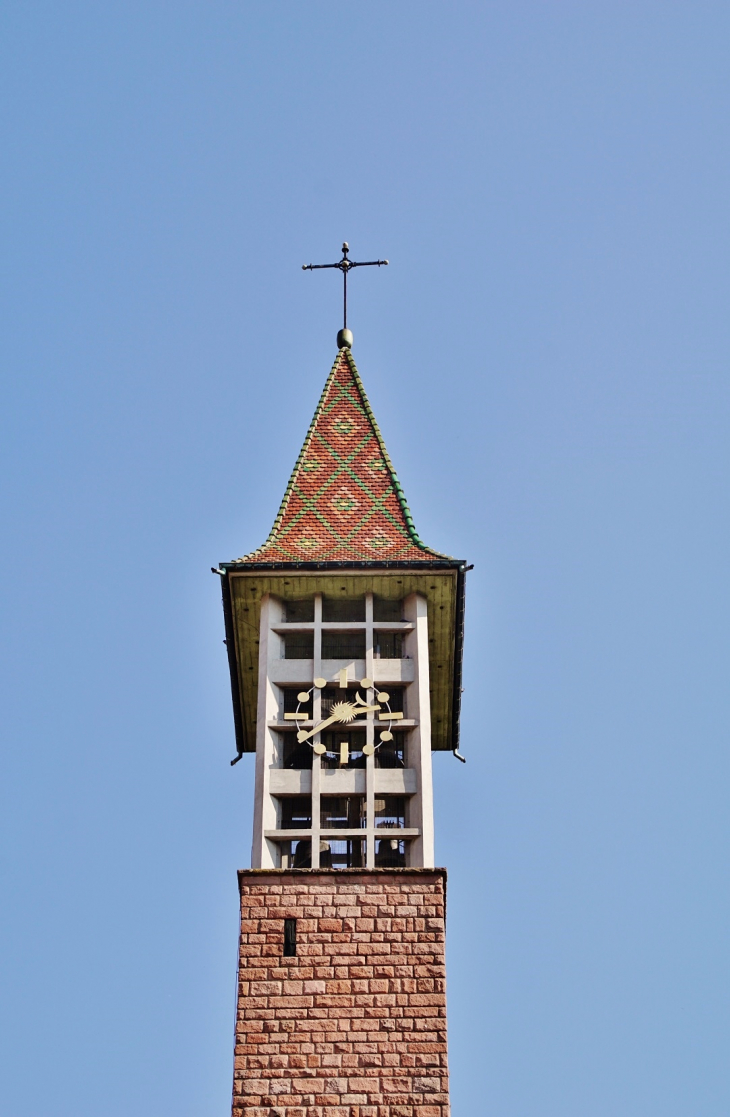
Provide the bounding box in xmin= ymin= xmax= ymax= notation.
xmin=236 ymin=348 xmax=447 ymax=564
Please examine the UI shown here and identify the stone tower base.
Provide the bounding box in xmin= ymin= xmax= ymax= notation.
xmin=232 ymin=868 xmax=450 ymax=1117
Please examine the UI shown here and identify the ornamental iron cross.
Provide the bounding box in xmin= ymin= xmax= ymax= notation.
xmin=302 ymin=242 xmax=388 ymax=330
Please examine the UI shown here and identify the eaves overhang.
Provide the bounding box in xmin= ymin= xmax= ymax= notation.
xmin=216 ymin=558 xmax=468 ymax=764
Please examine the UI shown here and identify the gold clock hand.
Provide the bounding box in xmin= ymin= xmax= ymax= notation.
xmin=297 ymin=702 xmax=382 ymax=743
xmin=297 ymin=712 xmax=341 ymax=743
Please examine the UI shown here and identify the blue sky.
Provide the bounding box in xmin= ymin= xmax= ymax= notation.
xmin=1 ymin=4 xmax=729 ymax=1115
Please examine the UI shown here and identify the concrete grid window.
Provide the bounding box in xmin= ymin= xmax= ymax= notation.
xmin=278 ymin=797 xmax=312 ymax=829
xmin=322 ymin=595 xmax=365 ymax=622
xmin=320 ymin=796 xmax=365 ymax=829
xmin=283 ymin=632 xmax=314 ymax=659
xmin=284 ymin=599 xmax=314 ymax=623
xmin=255 ymin=589 xmax=433 ymax=870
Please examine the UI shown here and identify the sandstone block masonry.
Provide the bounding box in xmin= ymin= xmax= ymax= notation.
xmin=232 ymin=869 xmax=450 ymax=1117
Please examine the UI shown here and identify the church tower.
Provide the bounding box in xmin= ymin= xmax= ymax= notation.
xmin=215 ymin=262 xmax=467 ymax=1116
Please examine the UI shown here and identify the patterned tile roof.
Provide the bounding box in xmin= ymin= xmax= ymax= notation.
xmin=236 ymin=347 xmax=447 ymax=564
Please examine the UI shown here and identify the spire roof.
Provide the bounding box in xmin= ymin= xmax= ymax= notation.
xmin=236 ymin=348 xmax=447 ymax=564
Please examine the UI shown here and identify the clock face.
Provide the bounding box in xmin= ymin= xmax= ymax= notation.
xmin=289 ymin=678 xmax=399 ymax=760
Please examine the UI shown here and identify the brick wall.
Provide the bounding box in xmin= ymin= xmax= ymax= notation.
xmin=232 ymin=868 xmax=450 ymax=1117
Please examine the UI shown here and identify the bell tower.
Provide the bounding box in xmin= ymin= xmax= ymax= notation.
xmin=216 ymin=320 xmax=467 ymax=1117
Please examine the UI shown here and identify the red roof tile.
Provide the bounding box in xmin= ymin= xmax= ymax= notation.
xmin=236 ymin=348 xmax=446 ymax=564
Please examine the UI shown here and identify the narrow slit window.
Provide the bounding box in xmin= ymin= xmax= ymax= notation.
xmin=283 ymin=918 xmax=297 ymax=957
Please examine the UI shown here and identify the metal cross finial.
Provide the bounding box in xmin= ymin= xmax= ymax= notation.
xmin=302 ymin=242 xmax=389 ymax=339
